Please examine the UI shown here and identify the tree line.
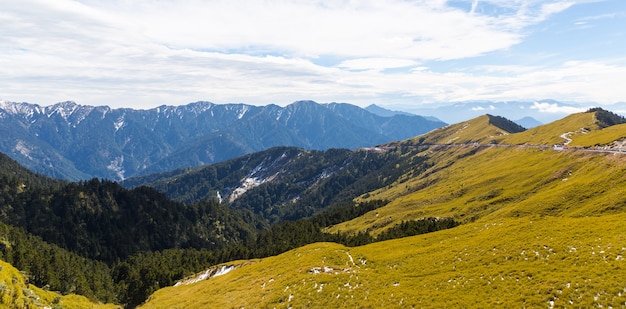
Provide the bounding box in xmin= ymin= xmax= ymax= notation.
xmin=0 ymin=151 xmax=459 ymax=308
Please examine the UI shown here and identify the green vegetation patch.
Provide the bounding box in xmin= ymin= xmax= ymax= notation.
xmin=408 ymin=115 xmax=513 ymax=145
xmin=142 ymin=214 xmax=626 ymax=308
xmin=0 ymin=260 xmax=120 ymax=309
xmin=569 ymin=123 xmax=626 ymax=147
xmin=333 ymin=145 xmax=626 ymax=235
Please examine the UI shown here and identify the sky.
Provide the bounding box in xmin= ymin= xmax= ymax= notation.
xmin=1 ymin=0 xmax=626 ymax=111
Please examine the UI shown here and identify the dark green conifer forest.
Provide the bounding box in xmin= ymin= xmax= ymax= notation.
xmin=0 ymin=149 xmax=457 ymax=308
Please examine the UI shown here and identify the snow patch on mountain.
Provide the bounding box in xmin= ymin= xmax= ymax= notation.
xmin=237 ymin=105 xmax=249 ymax=119
xmin=229 ymin=177 xmax=268 ymax=202
xmin=14 ymin=140 xmax=33 ymax=160
xmin=107 ymin=156 xmax=125 ymax=180
xmin=0 ymin=101 xmax=44 ymax=118
xmin=114 ymin=115 xmax=125 ymax=132
xmin=228 ymin=151 xmax=297 ymax=202
xmin=174 ymin=264 xmax=238 ymax=286
xmin=99 ymin=107 xmax=110 ymax=119
xmin=216 ymin=191 xmax=223 ymax=203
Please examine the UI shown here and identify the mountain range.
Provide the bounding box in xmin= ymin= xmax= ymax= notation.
xmin=0 ymin=107 xmax=625 ymax=308
xmin=0 ymin=100 xmax=445 ymax=181
xmin=139 ymin=108 xmax=626 ymax=308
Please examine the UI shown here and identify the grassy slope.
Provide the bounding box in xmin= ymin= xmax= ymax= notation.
xmin=329 ymin=110 xmax=623 ymax=235
xmin=0 ymin=260 xmax=120 ymax=309
xmin=496 ymin=112 xmax=598 ymax=145
xmin=141 ymin=111 xmax=626 ymax=308
xmin=143 ymin=214 xmax=626 ymax=308
xmin=409 ymin=110 xmax=617 ymax=147
xmin=569 ymin=123 xmax=626 ymax=147
xmin=329 ymin=146 xmax=625 ymax=235
xmin=406 ymin=115 xmax=510 ymax=145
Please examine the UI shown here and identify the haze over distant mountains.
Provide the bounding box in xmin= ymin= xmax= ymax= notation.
xmin=395 ymin=99 xmax=626 ymax=125
xmin=3 ymin=97 xmax=624 ymax=182
xmin=0 ymin=100 xmax=445 ymax=181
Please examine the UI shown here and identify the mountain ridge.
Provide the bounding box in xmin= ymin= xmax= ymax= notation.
xmin=136 ymin=108 xmax=626 ymax=308
xmin=0 ymin=100 xmax=446 ymax=181
xmin=2 ymin=109 xmax=626 ymax=308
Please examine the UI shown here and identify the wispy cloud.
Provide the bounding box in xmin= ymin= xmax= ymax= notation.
xmin=0 ymin=0 xmax=622 ymax=108
xmin=338 ymin=58 xmax=418 ymax=71
xmin=530 ymin=102 xmax=588 ymax=114
xmin=472 ymin=105 xmax=496 ymax=111
xmin=470 ymin=0 xmax=479 ymax=15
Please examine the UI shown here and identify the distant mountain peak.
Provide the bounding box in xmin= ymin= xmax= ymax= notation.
xmin=292 ymin=100 xmax=318 ymax=105
xmin=0 ymin=100 xmax=445 ymax=181
xmin=365 ymin=104 xmax=415 ymax=117
xmin=0 ymin=100 xmax=45 ymax=118
xmin=514 ymin=116 xmax=542 ymax=129
xmin=288 ymin=100 xmax=324 ymax=110
xmin=46 ymin=101 xmax=82 ymax=114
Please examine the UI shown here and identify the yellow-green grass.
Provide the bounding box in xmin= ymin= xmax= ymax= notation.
xmin=332 ymin=145 xmax=625 ymax=236
xmin=497 ymin=112 xmax=599 ymax=145
xmin=142 ymin=214 xmax=626 ymax=308
xmin=140 ymin=113 xmax=626 ymax=308
xmin=569 ymin=123 xmax=626 ymax=147
xmin=0 ymin=260 xmax=120 ymax=309
xmin=398 ymin=111 xmax=622 ymax=150
xmin=407 ymin=115 xmax=510 ymax=145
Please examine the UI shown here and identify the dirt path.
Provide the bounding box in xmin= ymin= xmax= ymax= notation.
xmin=560 ymin=132 xmax=573 ymax=145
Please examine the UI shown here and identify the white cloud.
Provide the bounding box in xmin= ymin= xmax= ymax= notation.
xmin=338 ymin=58 xmax=418 ymax=71
xmin=530 ymin=102 xmax=587 ymax=114
xmin=471 ymin=105 xmax=496 ymax=111
xmin=470 ymin=0 xmax=479 ymax=15
xmin=83 ymin=0 xmax=530 ymax=61
xmin=0 ymin=0 xmax=622 ymax=109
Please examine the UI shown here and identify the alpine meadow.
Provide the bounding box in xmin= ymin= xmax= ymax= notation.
xmin=0 ymin=105 xmax=624 ymax=308
xmin=3 ymin=0 xmax=626 ymax=308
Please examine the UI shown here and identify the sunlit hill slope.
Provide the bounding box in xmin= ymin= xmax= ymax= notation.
xmin=0 ymin=260 xmax=120 ymax=309
xmin=141 ymin=108 xmax=626 ymax=308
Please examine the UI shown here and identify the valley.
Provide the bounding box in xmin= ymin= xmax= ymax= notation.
xmin=4 ymin=1 xmax=626 ymax=307
xmin=0 ymin=107 xmax=625 ymax=308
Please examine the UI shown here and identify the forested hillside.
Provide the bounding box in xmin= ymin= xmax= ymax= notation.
xmin=138 ymin=108 xmax=626 ymax=308
xmin=123 ymin=146 xmax=434 ymax=225
xmin=1 ymin=109 xmax=625 ymax=308
xmin=0 ymin=153 xmax=259 ymax=263
xmin=0 ymin=258 xmax=120 ymax=309
xmin=0 ymin=145 xmax=455 ymax=307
